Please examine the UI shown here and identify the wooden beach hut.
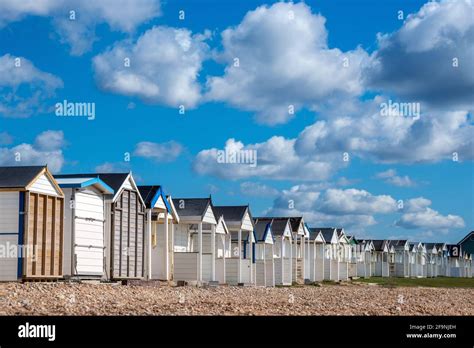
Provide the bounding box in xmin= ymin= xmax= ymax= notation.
xmin=0 ymin=166 xmax=64 ymax=281
xmin=56 ymin=172 xmax=146 ymax=280
xmin=289 ymin=217 xmax=306 ymax=283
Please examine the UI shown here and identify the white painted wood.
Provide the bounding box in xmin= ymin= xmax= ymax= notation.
xmin=0 ymin=234 xmax=18 ymax=281
xmin=72 ymin=188 xmax=105 ymax=276
xmin=202 ymin=205 xmax=217 ymax=225
xmin=174 ymin=252 xmax=199 ymax=281
xmin=241 ymin=210 xmax=253 ymax=231
xmin=198 ymin=222 xmax=202 ymax=283
xmin=0 ymin=192 xmax=19 ymax=234
xmin=211 ymin=224 xmax=215 ymax=281
xmin=238 ymin=229 xmax=242 ymax=283
xmin=29 ymin=173 xmax=62 ymax=197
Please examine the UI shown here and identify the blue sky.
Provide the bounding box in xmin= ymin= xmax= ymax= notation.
xmin=0 ymin=0 xmax=472 ymax=243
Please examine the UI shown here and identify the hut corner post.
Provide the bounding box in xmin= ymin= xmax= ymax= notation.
xmin=211 ymin=224 xmax=216 ymax=282
xmin=164 ymin=210 xmax=169 ymax=280
xmin=238 ymin=229 xmax=242 ymax=283
xmin=198 ymin=222 xmax=203 ymax=284
xmin=146 ymin=210 xmax=152 ymax=280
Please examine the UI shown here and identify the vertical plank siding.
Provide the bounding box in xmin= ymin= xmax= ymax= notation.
xmin=24 ymin=192 xmax=63 ymax=279
xmin=111 ymin=189 xmax=145 ymax=279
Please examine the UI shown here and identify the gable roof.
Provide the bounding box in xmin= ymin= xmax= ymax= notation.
xmin=312 ymin=228 xmax=337 ymax=244
xmin=371 ymin=240 xmax=390 ymax=252
xmin=289 ymin=217 xmax=303 ymax=233
xmin=254 ymin=217 xmax=290 ymax=237
xmin=55 ymin=176 xmax=114 ymax=194
xmin=308 ymin=228 xmax=326 ymax=243
xmin=138 ymin=185 xmax=171 ymax=212
xmin=172 ymin=197 xmax=212 ymax=218
xmin=0 ymin=165 xmax=46 ymax=189
xmin=253 ymin=218 xmax=273 ymax=242
xmin=459 ymin=231 xmax=474 ymax=245
xmin=213 ymin=205 xmax=249 ymax=224
xmin=55 ymin=173 xmax=129 ymax=193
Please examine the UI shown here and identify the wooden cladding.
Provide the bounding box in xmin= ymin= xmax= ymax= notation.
xmin=24 ymin=192 xmax=64 ymax=279
xmin=111 ymin=189 xmax=145 ymax=279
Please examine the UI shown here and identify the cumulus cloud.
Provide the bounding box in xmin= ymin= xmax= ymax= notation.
xmin=240 ymin=182 xmax=279 ymax=197
xmin=193 ymin=137 xmax=344 ymax=181
xmin=0 ymin=54 xmax=63 ymax=117
xmin=205 ymin=2 xmax=368 ymax=125
xmin=95 ymin=161 xmax=130 ymax=173
xmin=264 ymin=185 xmax=395 ymax=229
xmin=134 ymin=140 xmax=183 ymax=162
xmin=395 ymin=208 xmax=465 ymax=230
xmin=0 ymin=0 xmax=161 ymax=55
xmin=394 ymin=197 xmax=465 ymax=230
xmin=294 ymin=97 xmax=474 ymax=163
xmin=0 ymin=130 xmax=65 ymax=172
xmin=376 ymin=169 xmax=416 ymax=187
xmin=93 ymin=26 xmax=209 ymax=108
xmin=365 ymin=0 xmax=474 ymax=111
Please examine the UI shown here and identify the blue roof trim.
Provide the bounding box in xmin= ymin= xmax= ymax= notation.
xmin=58 ymin=177 xmax=114 ymax=194
xmin=150 ymin=186 xmax=172 ymax=213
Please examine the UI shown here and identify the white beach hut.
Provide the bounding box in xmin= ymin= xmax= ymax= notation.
xmin=213 ymin=205 xmax=255 ymax=285
xmin=171 ymin=197 xmax=219 ymax=285
xmin=55 ymin=176 xmax=114 ymax=279
xmin=307 ymin=228 xmax=326 ymax=282
xmin=253 ymin=218 xmax=275 ymax=287
xmin=138 ymin=186 xmax=180 ymax=281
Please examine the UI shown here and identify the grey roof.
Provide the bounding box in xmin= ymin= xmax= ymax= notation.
xmin=307 ymin=228 xmax=325 ymax=242
xmin=254 ymin=217 xmax=290 ymax=236
xmin=336 ymin=228 xmax=344 ymax=237
xmin=390 ymin=240 xmax=408 ymax=247
xmin=289 ymin=217 xmax=303 ymax=232
xmin=459 ymin=231 xmax=474 ymax=245
xmin=0 ymin=166 xmax=45 ymax=188
xmin=372 ymin=240 xmax=389 ymax=251
xmin=213 ymin=205 xmax=249 ymax=224
xmin=172 ymin=198 xmax=211 ymax=217
xmin=253 ymin=219 xmax=272 ymax=241
xmin=311 ymin=228 xmax=336 ymax=244
xmin=55 ymin=173 xmax=129 ymax=192
xmin=138 ymin=185 xmax=162 ymax=209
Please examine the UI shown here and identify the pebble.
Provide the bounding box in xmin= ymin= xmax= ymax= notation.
xmin=0 ymin=282 xmax=472 ymax=316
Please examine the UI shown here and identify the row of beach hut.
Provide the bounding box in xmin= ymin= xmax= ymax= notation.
xmin=0 ymin=166 xmax=472 ymax=284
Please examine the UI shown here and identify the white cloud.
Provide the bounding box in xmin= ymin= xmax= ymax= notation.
xmin=404 ymin=197 xmax=432 ymax=212
xmin=240 ymin=182 xmax=279 ymax=197
xmin=93 ymin=26 xmax=209 ymax=108
xmin=365 ymin=0 xmax=474 ymax=111
xmin=294 ymin=97 xmax=474 ymax=163
xmin=376 ymin=169 xmax=416 ymax=187
xmin=0 ymin=0 xmax=162 ymax=55
xmin=193 ymin=137 xmax=343 ymax=181
xmin=264 ymin=185 xmax=398 ymax=230
xmin=0 ymin=54 xmax=63 ymax=117
xmin=395 ymin=208 xmax=465 ymax=230
xmin=95 ymin=161 xmax=130 ymax=173
xmin=205 ymin=2 xmax=368 ymax=125
xmin=394 ymin=196 xmax=465 ymax=230
xmin=134 ymin=140 xmax=183 ymax=162
xmin=0 ymin=130 xmax=65 ymax=172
